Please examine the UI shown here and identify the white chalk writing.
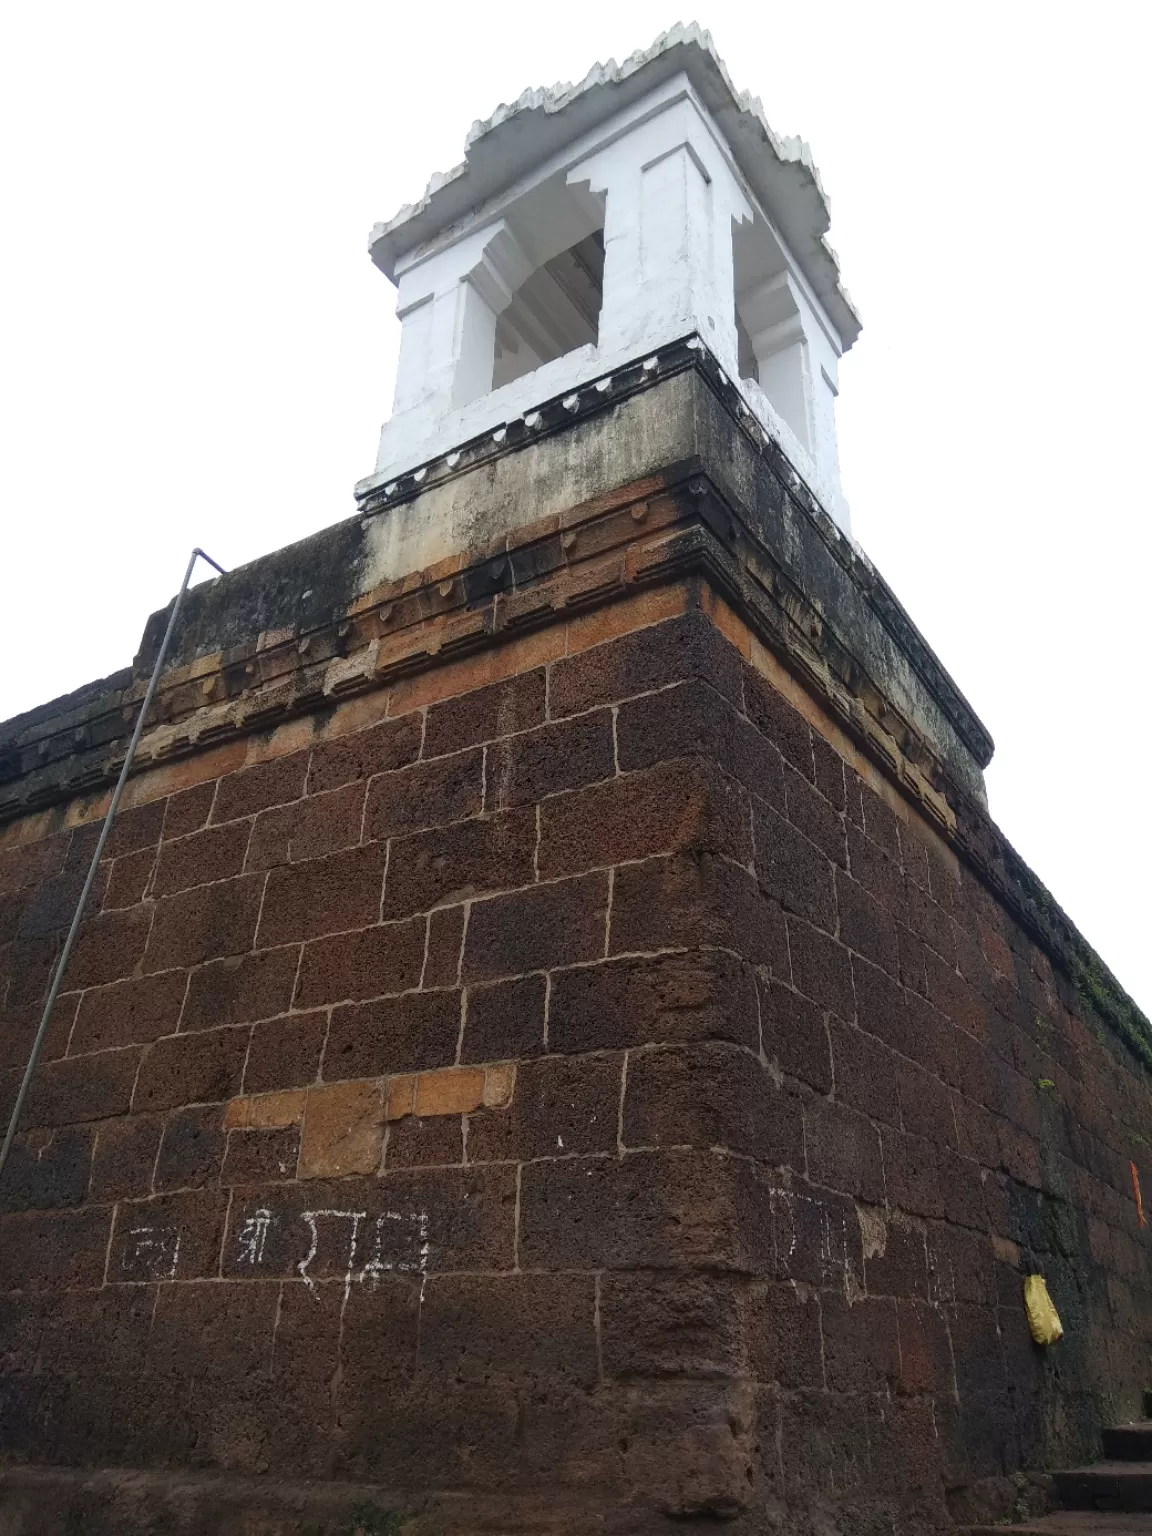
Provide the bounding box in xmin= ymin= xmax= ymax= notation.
xmin=298 ymin=1209 xmax=366 ymax=1301
xmin=123 ymin=1225 xmax=181 ymax=1281
xmin=236 ymin=1207 xmax=274 ymax=1266
xmin=359 ymin=1210 xmax=430 ymax=1287
xmin=229 ymin=1202 xmax=432 ymax=1298
xmin=768 ymin=1189 xmax=858 ymax=1293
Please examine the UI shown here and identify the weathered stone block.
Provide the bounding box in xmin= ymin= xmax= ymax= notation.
xmin=462 ymin=871 xmax=609 ymax=981
xmin=293 ymin=916 xmax=425 ymax=1007
xmin=419 ymin=1272 xmax=599 ymax=1387
xmin=804 ymin=1097 xmax=885 ymax=1204
xmin=382 ymin=808 xmax=535 ymax=919
xmin=133 ymin=1027 xmax=248 ymax=1113
xmin=820 ymin=1292 xmax=900 ymax=1392
xmin=787 ymin=914 xmax=855 ymax=1018
xmin=107 ymin=1188 xmax=229 ymax=1283
xmin=610 ymin=853 xmax=787 ymax=972
xmin=144 ymin=875 xmax=264 ymax=971
xmin=161 ymin=781 xmax=214 ymax=840
xmin=325 ymin=990 xmax=459 ymax=1080
xmin=487 ymin=710 xmax=615 ymax=809
xmin=423 ymin=670 xmax=545 ymax=758
xmin=153 ymin=1104 xmax=226 ymax=1191
xmin=0 ymin=1207 xmax=112 ymax=1291
xmin=747 ymin=1280 xmax=824 ymax=1388
xmin=413 ymin=1066 xmax=485 ymax=1118
xmin=783 ymin=761 xmax=846 ymax=868
xmin=742 ymin=666 xmax=814 ymax=780
xmin=66 ymin=905 xmax=151 ymax=988
xmin=462 ymin=973 xmax=545 ymax=1062
xmin=467 ymin=1054 xmax=620 ymax=1161
xmin=256 ymin=842 xmax=388 ymax=947
xmin=102 ymin=845 xmax=156 ymax=908
xmin=71 ymin=970 xmax=186 ymax=1053
xmin=364 ymin=749 xmax=483 ymax=840
xmin=151 ymin=820 xmax=250 ymax=896
xmin=624 ymin=1042 xmax=802 ymax=1165
xmin=550 ymin=613 xmax=743 ymax=717
xmin=519 ymin=1149 xmax=770 ymax=1273
xmin=181 ymin=945 xmax=299 ymax=1030
xmin=538 ymin=757 xmax=751 ymax=878
xmin=233 ymin=1087 xmax=306 ymax=1129
xmin=246 ymin=782 xmax=365 ymax=871
xmin=211 ymin=752 xmax=309 ymax=824
xmin=89 ymin=1115 xmax=163 ymax=1201
xmin=753 ymin=797 xmax=836 ymax=930
xmin=600 ymin=1271 xmax=749 ymax=1379
xmin=0 ymin=1125 xmax=94 ymax=1212
xmin=299 ymin=1079 xmax=383 ymax=1178
xmin=758 ymin=974 xmax=832 ymax=1091
xmin=550 ymin=949 xmax=758 ymax=1055
xmin=222 ymin=1124 xmax=300 ymax=1184
xmin=385 ymin=1112 xmax=463 ymax=1168
xmin=243 ymin=1009 xmax=327 ymax=1094
xmin=616 ymin=678 xmax=784 ymax=809
xmin=307 ymin=713 xmax=422 ymax=794
xmin=24 ymin=1048 xmax=140 ymax=1130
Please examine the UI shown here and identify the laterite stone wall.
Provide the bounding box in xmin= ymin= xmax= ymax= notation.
xmin=1 ymin=601 xmax=1150 ymax=1533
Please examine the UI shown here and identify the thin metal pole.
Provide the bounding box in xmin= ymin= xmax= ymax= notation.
xmin=0 ymin=547 xmax=227 ymax=1183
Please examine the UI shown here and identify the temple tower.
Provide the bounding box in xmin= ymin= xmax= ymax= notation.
xmin=1 ymin=24 xmax=1150 ymax=1536
xmin=362 ymin=30 xmax=857 ymax=538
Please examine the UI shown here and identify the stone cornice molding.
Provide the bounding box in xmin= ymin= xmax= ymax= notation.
xmin=1 ymin=345 xmax=988 ymax=817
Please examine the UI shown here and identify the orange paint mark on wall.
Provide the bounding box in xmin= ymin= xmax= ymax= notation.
xmin=1131 ymin=1161 xmax=1145 ymax=1228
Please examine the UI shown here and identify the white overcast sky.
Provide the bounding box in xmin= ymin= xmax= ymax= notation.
xmin=1 ymin=1 xmax=1149 ymax=1013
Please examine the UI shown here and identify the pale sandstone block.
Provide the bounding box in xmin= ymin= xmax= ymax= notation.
xmin=299 ymin=1080 xmax=383 ymax=1177
xmin=247 ymin=1088 xmax=308 ymax=1129
xmin=483 ymin=1062 xmax=517 ymax=1108
xmin=414 ymin=1067 xmax=485 ymax=1118
xmin=385 ymin=1073 xmax=416 ymax=1122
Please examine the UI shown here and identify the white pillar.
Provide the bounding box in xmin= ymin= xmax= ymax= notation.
xmin=740 ymin=269 xmax=843 ymax=496
xmin=380 ymin=221 xmax=533 ymax=469
xmin=570 ymin=96 xmax=752 ymax=376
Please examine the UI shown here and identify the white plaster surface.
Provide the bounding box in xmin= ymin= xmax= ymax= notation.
xmin=360 ymin=24 xmax=861 ymax=534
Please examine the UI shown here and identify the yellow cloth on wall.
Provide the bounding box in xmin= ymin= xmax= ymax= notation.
xmin=1023 ymin=1274 xmax=1064 ymax=1346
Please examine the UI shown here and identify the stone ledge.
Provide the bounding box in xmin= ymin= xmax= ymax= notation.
xmin=0 ymin=1461 xmax=686 ymax=1536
